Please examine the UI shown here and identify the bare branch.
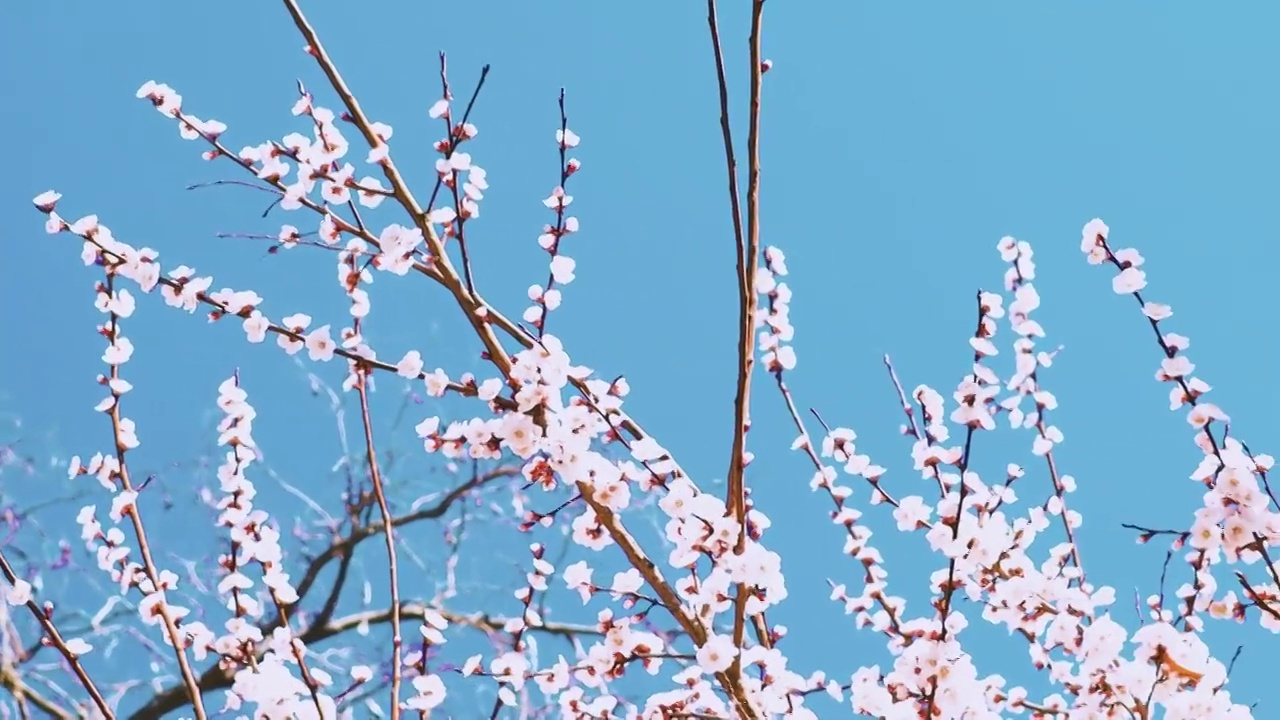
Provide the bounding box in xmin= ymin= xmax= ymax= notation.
xmin=0 ymin=663 xmax=79 ymax=720
xmin=318 ymin=603 xmax=603 ymax=645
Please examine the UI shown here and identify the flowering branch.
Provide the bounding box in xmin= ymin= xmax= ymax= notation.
xmin=83 ymin=263 xmax=209 ymax=719
xmin=18 ymin=2 xmax=1271 ymax=717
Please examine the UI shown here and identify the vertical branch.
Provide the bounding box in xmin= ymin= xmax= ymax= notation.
xmin=709 ymin=0 xmax=767 ymax=691
xmin=344 ymin=225 xmax=402 ymax=715
xmin=533 ymin=89 xmax=576 ymax=340
xmin=355 ymin=370 xmax=402 ymax=719
xmin=705 ymin=0 xmax=748 ymax=272
xmin=736 ymin=1 xmax=766 ymax=522
xmin=429 ymin=54 xmax=490 ymax=296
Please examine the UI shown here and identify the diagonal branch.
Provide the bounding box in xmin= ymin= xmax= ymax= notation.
xmin=281 ymin=0 xmax=516 ymax=387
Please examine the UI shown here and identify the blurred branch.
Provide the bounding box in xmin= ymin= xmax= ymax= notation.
xmin=315 ymin=602 xmax=603 ymax=644
xmin=0 ymin=663 xmax=78 ymax=720
xmin=127 ymin=464 xmax=518 ymax=720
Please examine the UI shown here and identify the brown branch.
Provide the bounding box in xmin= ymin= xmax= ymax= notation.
xmin=708 ymin=0 xmax=767 ymax=706
xmin=704 ymin=0 xmax=750 ymax=534
xmin=1236 ymin=572 xmax=1280 ymax=623
xmin=281 ymin=0 xmax=507 ymax=379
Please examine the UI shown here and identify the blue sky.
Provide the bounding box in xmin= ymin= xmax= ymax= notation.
xmin=5 ymin=1 xmax=1280 ymax=717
